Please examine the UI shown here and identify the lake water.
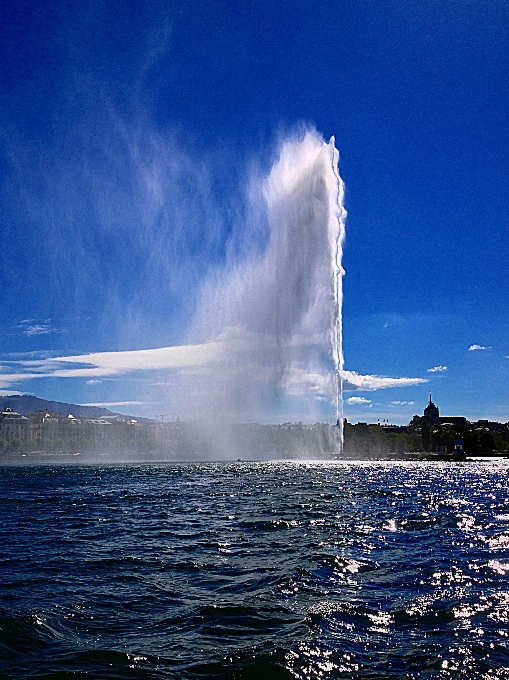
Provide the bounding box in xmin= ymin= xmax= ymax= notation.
xmin=1 ymin=460 xmax=508 ymax=679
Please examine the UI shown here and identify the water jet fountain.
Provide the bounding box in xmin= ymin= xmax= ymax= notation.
xmin=187 ymin=130 xmax=346 ymax=456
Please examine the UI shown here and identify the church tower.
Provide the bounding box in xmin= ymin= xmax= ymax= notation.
xmin=423 ymin=394 xmax=440 ymax=426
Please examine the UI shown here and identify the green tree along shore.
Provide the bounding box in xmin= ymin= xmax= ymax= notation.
xmin=344 ymin=418 xmax=509 ymax=457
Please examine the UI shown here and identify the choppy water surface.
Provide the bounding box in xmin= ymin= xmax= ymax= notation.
xmin=1 ymin=461 xmax=509 ymax=679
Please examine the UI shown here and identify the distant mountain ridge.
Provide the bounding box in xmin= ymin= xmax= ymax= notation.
xmin=0 ymin=395 xmax=152 ymax=422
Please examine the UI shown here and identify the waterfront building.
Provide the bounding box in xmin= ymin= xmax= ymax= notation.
xmin=0 ymin=408 xmax=30 ymax=443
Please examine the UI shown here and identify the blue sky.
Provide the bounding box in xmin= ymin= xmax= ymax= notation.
xmin=0 ymin=0 xmax=507 ymax=424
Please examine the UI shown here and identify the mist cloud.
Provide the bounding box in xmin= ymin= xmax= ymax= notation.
xmin=181 ymin=130 xmax=346 ymax=422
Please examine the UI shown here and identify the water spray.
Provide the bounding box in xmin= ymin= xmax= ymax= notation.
xmin=327 ymin=136 xmax=347 ymax=451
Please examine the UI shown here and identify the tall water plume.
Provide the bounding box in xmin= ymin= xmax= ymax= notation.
xmin=186 ymin=130 xmax=346 ymax=451
xmin=328 ymin=137 xmax=347 ymax=448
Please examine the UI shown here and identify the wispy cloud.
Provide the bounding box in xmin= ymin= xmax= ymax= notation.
xmin=54 ymin=342 xmax=223 ymax=371
xmin=391 ymin=400 xmax=415 ymax=405
xmin=13 ymin=330 xmax=281 ymax=388
xmin=427 ymin=365 xmax=447 ymax=373
xmin=3 ymin=350 xmax=62 ymax=360
xmin=347 ymin=396 xmax=372 ymax=405
xmin=0 ymin=340 xmax=223 ymax=389
xmin=341 ymin=370 xmax=427 ymax=391
xmin=469 ymin=344 xmax=488 ymax=351
xmin=13 ymin=319 xmax=63 ymax=337
xmin=86 ymin=379 xmax=103 ymax=385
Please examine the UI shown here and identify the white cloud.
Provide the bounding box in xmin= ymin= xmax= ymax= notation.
xmin=3 ymin=350 xmax=60 ymax=360
xmin=391 ymin=401 xmax=415 ymax=405
xmin=427 ymin=365 xmax=447 ymax=373
xmin=53 ymin=342 xmax=223 ymax=371
xmin=347 ymin=396 xmax=372 ymax=405
xmin=0 ymin=341 xmax=223 ymax=389
xmin=86 ymin=379 xmax=103 ymax=385
xmin=340 ymin=370 xmax=427 ymax=391
xmin=20 ymin=325 xmax=52 ymax=337
xmin=469 ymin=344 xmax=488 ymax=351
xmin=14 ymin=319 xmax=63 ymax=337
xmin=0 ymin=331 xmax=263 ymax=383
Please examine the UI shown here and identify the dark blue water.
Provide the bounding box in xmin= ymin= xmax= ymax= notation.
xmin=1 ymin=461 xmax=509 ymax=679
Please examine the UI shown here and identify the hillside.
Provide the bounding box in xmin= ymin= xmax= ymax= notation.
xmin=0 ymin=395 xmax=152 ymax=422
